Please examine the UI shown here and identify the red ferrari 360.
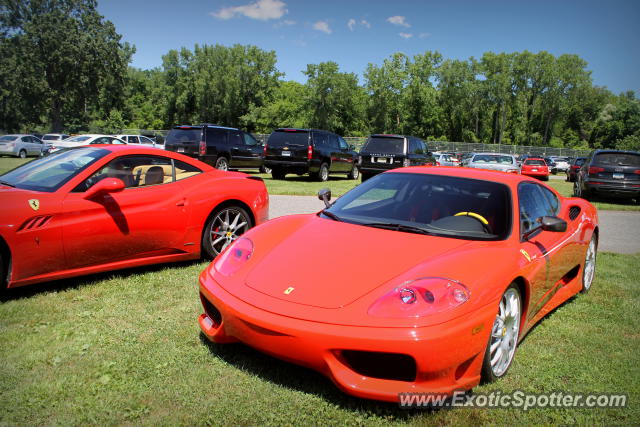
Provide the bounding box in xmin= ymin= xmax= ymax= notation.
xmin=0 ymin=145 xmax=268 ymax=289
xmin=198 ymin=166 xmax=598 ymax=402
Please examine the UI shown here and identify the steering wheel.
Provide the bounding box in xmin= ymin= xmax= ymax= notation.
xmin=454 ymin=211 xmax=493 ymax=234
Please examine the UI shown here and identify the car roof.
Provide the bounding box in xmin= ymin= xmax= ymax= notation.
xmin=172 ymin=124 xmax=239 ymax=131
xmin=471 ymin=152 xmax=515 ymax=156
xmin=369 ymin=134 xmax=407 ymax=139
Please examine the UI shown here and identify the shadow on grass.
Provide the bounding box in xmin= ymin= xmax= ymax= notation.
xmin=1 ymin=259 xmax=203 ymax=302
xmin=198 ymin=333 xmax=437 ymax=420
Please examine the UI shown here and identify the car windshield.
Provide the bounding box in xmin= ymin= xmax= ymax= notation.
xmin=361 ymin=136 xmax=404 ymax=155
xmin=0 ymin=135 xmax=19 ymax=141
xmin=323 ymin=172 xmax=511 ymax=240
xmin=472 ymin=154 xmax=514 ymax=164
xmin=42 ymin=135 xmax=58 ymax=140
xmin=525 ymin=159 xmax=546 ymax=166
xmin=65 ymin=135 xmax=91 ymax=143
xmin=0 ymin=147 xmax=108 ymax=192
xmin=267 ymin=130 xmax=309 ymax=147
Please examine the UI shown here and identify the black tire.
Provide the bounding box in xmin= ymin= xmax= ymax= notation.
xmin=361 ymin=172 xmax=371 ymax=182
xmin=201 ymin=205 xmax=252 ymax=259
xmin=271 ymin=168 xmax=286 ymax=180
xmin=215 ymin=157 xmax=229 ymax=171
xmin=315 ymin=162 xmax=329 ymax=182
xmin=581 ymin=234 xmax=597 ymax=293
xmin=542 ymin=175 xmax=549 ymax=181
xmin=259 ymin=165 xmax=272 ymax=174
xmin=481 ymin=283 xmax=522 ymax=383
xmin=18 ymin=150 xmax=27 ymax=159
xmin=348 ymin=165 xmax=359 ymax=180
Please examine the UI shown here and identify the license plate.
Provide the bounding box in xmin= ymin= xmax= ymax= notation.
xmin=177 ymin=147 xmax=185 ymax=153
xmin=282 ymin=151 xmax=291 ymax=157
xmin=613 ymin=173 xmax=624 ymax=179
xmin=376 ymin=157 xmax=389 ymax=163
xmin=532 ymin=168 xmax=538 ymax=172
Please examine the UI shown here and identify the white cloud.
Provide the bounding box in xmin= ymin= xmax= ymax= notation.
xmin=399 ymin=32 xmax=413 ymax=39
xmin=274 ymin=19 xmax=296 ymax=28
xmin=313 ymin=20 xmax=332 ymax=34
xmin=387 ymin=15 xmax=410 ymax=28
xmin=347 ymin=18 xmax=356 ymax=31
xmin=361 ymin=19 xmax=371 ymax=28
xmin=419 ymin=32 xmax=430 ymax=39
xmin=212 ymin=0 xmax=288 ymax=21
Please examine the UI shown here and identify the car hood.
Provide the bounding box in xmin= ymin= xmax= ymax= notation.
xmin=243 ymin=215 xmax=471 ymax=309
xmin=0 ymin=187 xmax=61 ymax=226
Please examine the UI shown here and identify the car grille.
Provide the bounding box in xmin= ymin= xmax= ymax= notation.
xmin=340 ymin=350 xmax=416 ymax=382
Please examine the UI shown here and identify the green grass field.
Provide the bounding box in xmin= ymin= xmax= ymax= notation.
xmin=0 ymin=253 xmax=638 ymax=425
xmin=2 ymin=157 xmax=637 ymax=211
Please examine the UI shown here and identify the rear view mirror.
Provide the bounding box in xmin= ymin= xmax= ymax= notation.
xmin=540 ymin=216 xmax=567 ymax=233
xmin=318 ymin=188 xmax=332 ymax=208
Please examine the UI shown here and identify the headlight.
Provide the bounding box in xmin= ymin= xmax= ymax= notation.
xmin=213 ymin=237 xmax=254 ymax=276
xmin=368 ymin=277 xmax=470 ymax=318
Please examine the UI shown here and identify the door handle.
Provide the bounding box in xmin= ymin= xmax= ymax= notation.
xmin=176 ymin=199 xmax=186 ymax=207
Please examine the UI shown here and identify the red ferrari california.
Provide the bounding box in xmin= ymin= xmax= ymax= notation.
xmin=0 ymin=145 xmax=268 ymax=289
xmin=198 ymin=166 xmax=598 ymax=402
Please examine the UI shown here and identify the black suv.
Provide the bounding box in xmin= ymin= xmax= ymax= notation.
xmin=358 ymin=134 xmax=436 ymax=181
xmin=164 ymin=124 xmax=266 ymax=171
xmin=574 ymin=149 xmax=640 ymax=202
xmin=263 ymin=128 xmax=359 ymax=181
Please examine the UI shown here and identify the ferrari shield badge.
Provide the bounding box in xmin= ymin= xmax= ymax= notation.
xmin=284 ymin=287 xmax=294 ymax=295
xmin=520 ymin=249 xmax=531 ymax=262
xmin=28 ymin=199 xmax=40 ymax=211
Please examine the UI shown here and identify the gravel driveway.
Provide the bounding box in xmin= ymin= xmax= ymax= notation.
xmin=269 ymin=195 xmax=639 ymax=254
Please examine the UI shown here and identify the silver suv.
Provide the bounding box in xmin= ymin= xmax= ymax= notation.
xmin=0 ymin=134 xmax=48 ymax=158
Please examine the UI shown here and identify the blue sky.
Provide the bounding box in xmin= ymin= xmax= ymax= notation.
xmin=97 ymin=0 xmax=640 ymax=94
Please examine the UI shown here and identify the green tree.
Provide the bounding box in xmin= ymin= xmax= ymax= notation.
xmin=0 ymin=0 xmax=134 ymax=132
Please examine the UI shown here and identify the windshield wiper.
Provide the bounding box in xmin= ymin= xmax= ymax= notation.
xmin=363 ymin=222 xmax=433 ymax=235
xmin=0 ymin=180 xmax=15 ymax=187
xmin=320 ymin=210 xmax=342 ymax=222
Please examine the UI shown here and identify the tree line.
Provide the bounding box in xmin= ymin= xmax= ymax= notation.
xmin=1 ymin=0 xmax=638 ymax=151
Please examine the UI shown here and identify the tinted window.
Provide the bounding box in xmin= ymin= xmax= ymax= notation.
xmin=129 ymin=136 xmax=139 ymax=144
xmin=228 ymin=130 xmax=242 ymax=146
xmin=338 ymin=136 xmax=348 ymax=150
xmin=205 ymin=128 xmax=227 ymax=145
xmin=66 ymin=135 xmax=91 ymax=143
xmin=594 ymin=152 xmax=640 ymax=167
xmin=0 ymin=147 xmax=108 ymax=192
xmin=524 ymin=159 xmax=546 ymax=166
xmin=166 ymin=128 xmax=202 ymax=144
xmin=140 ymin=136 xmax=155 ymax=145
xmin=518 ymin=183 xmax=557 ymax=235
xmin=267 ymin=130 xmax=309 ymax=147
xmin=314 ymin=132 xmax=329 ymax=148
xmin=243 ymin=133 xmax=258 ymax=146
xmin=362 ymin=137 xmax=405 ymax=155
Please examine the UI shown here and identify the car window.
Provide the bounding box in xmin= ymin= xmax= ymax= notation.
xmin=129 ymin=136 xmax=139 ymax=144
xmin=140 ymin=136 xmax=154 ymax=145
xmin=74 ymin=155 xmax=175 ymax=192
xmin=338 ymin=136 xmax=348 ymax=150
xmin=205 ymin=128 xmax=227 ymax=145
xmin=518 ymin=182 xmax=557 ymax=236
xmin=228 ymin=130 xmax=242 ymax=146
xmin=174 ymin=159 xmax=202 ymax=181
xmin=0 ymin=135 xmax=18 ymax=142
xmin=243 ymin=133 xmax=258 ymax=146
xmin=594 ymin=152 xmax=640 ymax=167
xmin=313 ymin=132 xmax=329 ymax=148
xmin=166 ymin=128 xmax=202 ymax=144
xmin=524 ymin=159 xmax=546 ymax=166
xmin=362 ymin=136 xmax=404 ymax=155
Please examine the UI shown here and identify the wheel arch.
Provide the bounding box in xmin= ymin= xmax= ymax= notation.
xmin=510 ymin=276 xmax=529 ymax=331
xmin=0 ymin=235 xmax=11 ymax=288
xmin=200 ymin=199 xmax=256 ymax=256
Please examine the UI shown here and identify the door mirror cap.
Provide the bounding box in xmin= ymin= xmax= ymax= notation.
xmin=540 ymin=216 xmax=567 ymax=233
xmin=84 ymin=177 xmax=125 ymax=199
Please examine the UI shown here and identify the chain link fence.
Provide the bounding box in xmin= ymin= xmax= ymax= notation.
xmin=123 ymin=130 xmax=590 ymax=158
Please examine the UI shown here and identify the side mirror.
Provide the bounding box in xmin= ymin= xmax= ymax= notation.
xmin=84 ymin=177 xmax=125 ymax=199
xmin=318 ymin=188 xmax=332 ymax=208
xmin=540 ymin=216 xmax=567 ymax=232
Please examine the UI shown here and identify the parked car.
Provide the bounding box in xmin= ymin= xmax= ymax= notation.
xmin=0 ymin=134 xmax=48 ymax=158
xmin=566 ymin=157 xmax=587 ymax=182
xmin=549 ymin=156 xmax=571 ymax=173
xmin=42 ymin=133 xmax=70 ymax=142
xmin=0 ymin=145 xmax=269 ymax=289
xmin=433 ymin=152 xmax=459 ymax=167
xmin=264 ymin=128 xmax=359 ymax=181
xmin=358 ymin=134 xmax=436 ymax=181
xmin=198 ymin=166 xmax=598 ymax=402
xmin=164 ymin=124 xmax=267 ymax=173
xmin=465 ymin=153 xmax=519 ymax=173
xmin=544 ymin=157 xmax=558 ymax=174
xmin=520 ymin=157 xmax=550 ymax=181
xmin=574 ymin=149 xmax=640 ymax=202
xmin=49 ymin=134 xmax=127 ymax=152
xmin=115 ymin=134 xmax=164 ymax=150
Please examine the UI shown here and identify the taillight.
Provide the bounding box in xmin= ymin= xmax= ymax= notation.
xmin=199 ymin=141 xmax=206 ymax=156
xmin=436 ymin=161 xmax=441 ymax=166
xmin=307 ymin=145 xmax=313 ymax=160
xmin=634 ymin=169 xmax=640 ymax=175
xmin=263 ymin=143 xmax=267 ymax=156
xmin=588 ymin=166 xmax=604 ymax=174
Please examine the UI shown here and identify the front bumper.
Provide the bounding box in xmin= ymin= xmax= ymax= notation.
xmin=198 ymin=272 xmax=496 ymax=402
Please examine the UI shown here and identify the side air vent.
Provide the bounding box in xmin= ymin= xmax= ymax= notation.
xmin=17 ymin=215 xmax=52 ymax=232
xmin=568 ymin=206 xmax=581 ymax=221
